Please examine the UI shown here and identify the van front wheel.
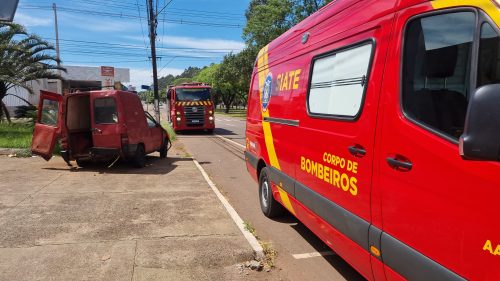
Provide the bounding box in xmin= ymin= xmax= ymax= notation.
xmin=259 ymin=167 xmax=285 ymax=218
xmin=133 ymin=145 xmax=146 ymax=168
xmin=159 ymin=140 xmax=168 ymax=158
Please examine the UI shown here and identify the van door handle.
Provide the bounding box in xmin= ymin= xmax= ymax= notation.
xmin=386 ymin=156 xmax=412 ymax=172
xmin=91 ymin=128 xmax=102 ymax=134
xmin=348 ymin=145 xmax=366 ymax=157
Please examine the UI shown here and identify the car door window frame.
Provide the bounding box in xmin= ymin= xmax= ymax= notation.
xmin=145 ymin=111 xmax=159 ymax=128
xmin=399 ymin=8 xmax=491 ymax=144
xmin=306 ymin=39 xmax=376 ymax=121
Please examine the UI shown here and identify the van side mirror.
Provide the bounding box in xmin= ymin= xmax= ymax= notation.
xmin=460 ymin=84 xmax=500 ymax=161
xmin=166 ymin=92 xmax=171 ymax=99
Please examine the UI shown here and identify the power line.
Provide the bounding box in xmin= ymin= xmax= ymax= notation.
xmin=24 ymin=0 xmax=244 ymax=17
xmin=19 ymin=5 xmax=244 ymax=27
xmin=41 ymin=37 xmax=243 ymax=52
xmin=136 ymin=0 xmax=149 ymax=50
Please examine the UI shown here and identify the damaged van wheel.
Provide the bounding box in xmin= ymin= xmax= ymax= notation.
xmin=133 ymin=145 xmax=146 ymax=168
xmin=76 ymin=159 xmax=91 ymax=168
xmin=259 ymin=167 xmax=285 ymax=218
xmin=159 ymin=140 xmax=168 ymax=158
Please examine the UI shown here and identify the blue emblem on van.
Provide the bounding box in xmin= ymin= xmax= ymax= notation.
xmin=262 ymin=72 xmax=273 ymax=112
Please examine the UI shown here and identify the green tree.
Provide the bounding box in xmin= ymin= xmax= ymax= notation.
xmin=172 ymin=77 xmax=193 ymax=86
xmin=178 ymin=66 xmax=202 ymax=78
xmin=243 ymin=0 xmax=333 ymax=50
xmin=158 ymin=74 xmax=175 ymax=92
xmin=293 ymin=0 xmax=334 ymax=22
xmin=139 ymin=90 xmax=154 ymax=104
xmin=194 ymin=63 xmax=222 ymax=106
xmin=0 ymin=23 xmax=64 ymax=123
xmin=243 ymin=0 xmax=294 ymax=50
xmin=215 ymin=52 xmax=251 ymax=113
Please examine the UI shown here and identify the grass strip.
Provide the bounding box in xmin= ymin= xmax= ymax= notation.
xmin=0 ymin=123 xmax=33 ymax=149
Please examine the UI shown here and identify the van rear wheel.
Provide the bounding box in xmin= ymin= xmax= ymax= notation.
xmin=259 ymin=167 xmax=285 ymax=218
xmin=133 ymin=145 xmax=146 ymax=168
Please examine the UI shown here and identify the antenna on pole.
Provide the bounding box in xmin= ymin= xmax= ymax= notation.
xmin=53 ymin=3 xmax=62 ymax=94
xmin=147 ymin=0 xmax=160 ymax=123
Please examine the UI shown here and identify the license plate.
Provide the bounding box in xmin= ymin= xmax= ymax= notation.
xmin=192 ymin=120 xmax=199 ymax=123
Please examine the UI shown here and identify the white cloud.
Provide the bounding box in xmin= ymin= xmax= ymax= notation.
xmin=130 ymin=68 xmax=183 ymax=88
xmin=59 ymin=12 xmax=139 ymax=33
xmin=125 ymin=35 xmax=245 ymax=51
xmin=14 ymin=13 xmax=52 ymax=27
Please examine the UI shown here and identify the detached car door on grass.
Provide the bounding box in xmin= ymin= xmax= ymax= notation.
xmin=31 ymin=91 xmax=62 ymax=160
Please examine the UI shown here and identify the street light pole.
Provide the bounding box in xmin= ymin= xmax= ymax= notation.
xmin=147 ymin=0 xmax=160 ymax=123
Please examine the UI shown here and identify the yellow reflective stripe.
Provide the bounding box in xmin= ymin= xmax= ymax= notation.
xmin=257 ymin=45 xmax=295 ymax=215
xmin=431 ymin=0 xmax=500 ymax=27
xmin=258 ymin=45 xmax=281 ymax=170
xmin=278 ymin=186 xmax=295 ymax=215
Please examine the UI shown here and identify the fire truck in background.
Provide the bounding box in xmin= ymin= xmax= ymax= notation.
xmin=166 ymin=82 xmax=215 ymax=133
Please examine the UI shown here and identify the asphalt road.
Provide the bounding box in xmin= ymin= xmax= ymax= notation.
xmin=178 ymin=114 xmax=366 ymax=281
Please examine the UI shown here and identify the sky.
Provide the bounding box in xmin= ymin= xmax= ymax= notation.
xmin=13 ymin=0 xmax=250 ymax=88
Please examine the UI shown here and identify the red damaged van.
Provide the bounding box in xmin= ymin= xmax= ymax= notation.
xmin=245 ymin=0 xmax=500 ymax=280
xmin=31 ymin=90 xmax=170 ymax=167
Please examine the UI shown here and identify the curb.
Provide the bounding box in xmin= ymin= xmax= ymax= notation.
xmin=193 ymin=159 xmax=264 ymax=260
xmin=0 ymin=148 xmax=28 ymax=156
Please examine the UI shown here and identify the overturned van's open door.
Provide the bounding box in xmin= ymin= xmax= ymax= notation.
xmin=31 ymin=91 xmax=63 ymax=160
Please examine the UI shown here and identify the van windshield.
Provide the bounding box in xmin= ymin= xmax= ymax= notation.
xmin=94 ymin=98 xmax=118 ymax=124
xmin=175 ymin=88 xmax=211 ymax=101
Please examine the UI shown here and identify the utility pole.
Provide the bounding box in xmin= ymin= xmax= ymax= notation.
xmin=52 ymin=3 xmax=62 ymax=94
xmin=147 ymin=0 xmax=160 ymax=123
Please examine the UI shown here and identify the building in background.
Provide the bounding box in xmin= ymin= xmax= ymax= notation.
xmin=4 ymin=65 xmax=130 ymax=116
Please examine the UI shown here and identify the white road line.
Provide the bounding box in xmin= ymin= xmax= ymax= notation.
xmin=292 ymin=251 xmax=336 ymax=260
xmin=193 ymin=160 xmax=264 ymax=259
xmin=214 ymin=134 xmax=246 ymax=149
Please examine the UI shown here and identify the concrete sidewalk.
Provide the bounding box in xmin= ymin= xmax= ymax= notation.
xmin=0 ymin=145 xmax=272 ymax=280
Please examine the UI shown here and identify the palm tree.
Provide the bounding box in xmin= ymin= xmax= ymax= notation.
xmin=0 ymin=22 xmax=65 ymax=123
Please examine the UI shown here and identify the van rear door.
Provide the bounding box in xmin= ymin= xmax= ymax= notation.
xmin=31 ymin=90 xmax=63 ymax=160
xmin=90 ymin=93 xmax=121 ymax=149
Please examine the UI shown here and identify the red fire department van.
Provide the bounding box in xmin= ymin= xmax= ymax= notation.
xmin=245 ymin=1 xmax=500 ymax=280
xmin=166 ymin=82 xmax=215 ymax=133
xmin=31 ymin=90 xmax=170 ymax=168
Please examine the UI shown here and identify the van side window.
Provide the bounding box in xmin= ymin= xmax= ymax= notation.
xmin=478 ymin=23 xmax=500 ymax=87
xmin=94 ymin=98 xmax=118 ymax=124
xmin=402 ymin=12 xmax=475 ymax=139
xmin=308 ymin=43 xmax=372 ymax=118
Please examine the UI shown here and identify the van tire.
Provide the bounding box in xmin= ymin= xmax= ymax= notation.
xmin=159 ymin=140 xmax=168 ymax=158
xmin=206 ymin=129 xmax=214 ymax=134
xmin=259 ymin=167 xmax=285 ymax=218
xmin=76 ymin=159 xmax=90 ymax=168
xmin=133 ymin=145 xmax=146 ymax=168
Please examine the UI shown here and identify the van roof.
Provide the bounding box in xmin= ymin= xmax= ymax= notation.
xmin=257 ymin=0 xmax=429 ymax=69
